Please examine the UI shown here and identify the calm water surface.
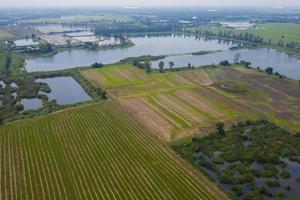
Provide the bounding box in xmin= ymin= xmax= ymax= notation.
xmin=25 ymin=35 xmax=233 ymax=72
xmin=21 ymin=98 xmax=43 ymax=111
xmin=25 ymin=34 xmax=300 ymax=79
xmin=36 ymin=77 xmax=91 ymax=105
xmin=152 ymin=48 xmax=300 ymax=80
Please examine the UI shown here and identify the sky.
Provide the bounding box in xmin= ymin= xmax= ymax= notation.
xmin=1 ymin=0 xmax=300 ymax=8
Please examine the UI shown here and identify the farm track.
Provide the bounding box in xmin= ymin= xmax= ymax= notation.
xmin=0 ymin=101 xmax=229 ymax=200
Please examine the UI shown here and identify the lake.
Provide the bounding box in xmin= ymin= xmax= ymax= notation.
xmin=36 ymin=77 xmax=91 ymax=105
xmin=25 ymin=34 xmax=300 ymax=79
xmin=152 ymin=48 xmax=300 ymax=80
xmin=25 ymin=34 xmax=233 ymax=72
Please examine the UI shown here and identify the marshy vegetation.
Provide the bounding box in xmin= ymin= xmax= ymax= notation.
xmin=171 ymin=120 xmax=300 ymax=199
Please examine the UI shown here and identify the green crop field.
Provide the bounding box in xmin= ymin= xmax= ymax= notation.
xmin=0 ymin=101 xmax=228 ymax=200
xmin=197 ymin=23 xmax=300 ymax=45
xmin=0 ymin=52 xmax=25 ymax=75
xmin=0 ymin=29 xmax=14 ymax=40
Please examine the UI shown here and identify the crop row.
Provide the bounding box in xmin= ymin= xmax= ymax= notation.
xmin=0 ymin=102 xmax=227 ymax=199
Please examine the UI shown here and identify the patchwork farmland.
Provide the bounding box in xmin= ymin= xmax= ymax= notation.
xmin=83 ymin=63 xmax=300 ymax=141
xmin=0 ymin=101 xmax=228 ymax=200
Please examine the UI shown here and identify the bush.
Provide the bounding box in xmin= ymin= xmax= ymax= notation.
xmin=265 ymin=67 xmax=274 ymax=75
xmin=231 ymin=185 xmax=243 ymax=196
xmin=91 ymin=62 xmax=104 ymax=68
xmin=284 ymin=184 xmax=291 ymax=191
xmin=219 ymin=60 xmax=231 ymax=66
xmin=280 ymin=170 xmax=291 ymax=179
xmin=265 ymin=179 xmax=280 ymax=187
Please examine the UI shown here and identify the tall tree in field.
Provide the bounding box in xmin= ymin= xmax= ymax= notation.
xmin=169 ymin=61 xmax=174 ymax=70
xmin=145 ymin=60 xmax=151 ymax=73
xmin=187 ymin=63 xmax=192 ymax=69
xmin=5 ymin=53 xmax=12 ymax=75
xmin=159 ymin=61 xmax=165 ymax=73
xmin=234 ymin=53 xmax=241 ymax=63
xmin=216 ymin=122 xmax=225 ymax=136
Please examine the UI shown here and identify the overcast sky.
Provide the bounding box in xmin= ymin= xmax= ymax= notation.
xmin=1 ymin=0 xmax=300 ymax=7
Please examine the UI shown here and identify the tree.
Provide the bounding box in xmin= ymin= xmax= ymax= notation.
xmin=91 ymin=62 xmax=104 ymax=68
xmin=219 ymin=60 xmax=230 ymax=66
xmin=159 ymin=61 xmax=165 ymax=73
xmin=187 ymin=63 xmax=192 ymax=69
xmin=66 ymin=39 xmax=71 ymax=47
xmin=144 ymin=60 xmax=151 ymax=73
xmin=216 ymin=122 xmax=225 ymax=136
xmin=169 ymin=61 xmax=174 ymax=70
xmin=265 ymin=67 xmax=274 ymax=75
xmin=102 ymin=91 xmax=107 ymax=99
xmin=5 ymin=53 xmax=12 ymax=75
xmin=234 ymin=53 xmax=241 ymax=63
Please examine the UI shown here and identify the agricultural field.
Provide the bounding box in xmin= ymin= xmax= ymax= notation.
xmin=83 ymin=63 xmax=300 ymax=141
xmin=199 ymin=23 xmax=300 ymax=45
xmin=0 ymin=29 xmax=14 ymax=40
xmin=0 ymin=101 xmax=228 ymax=200
xmin=0 ymin=52 xmax=25 ymax=75
xmin=19 ymin=14 xmax=134 ymax=24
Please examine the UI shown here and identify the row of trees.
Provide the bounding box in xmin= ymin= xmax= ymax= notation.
xmin=185 ymin=28 xmax=300 ymax=50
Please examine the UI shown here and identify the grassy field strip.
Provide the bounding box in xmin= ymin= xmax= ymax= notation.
xmin=146 ymin=95 xmax=189 ymax=129
xmin=157 ymin=93 xmax=203 ymax=125
xmin=0 ymin=102 xmax=228 ymax=199
xmin=174 ymin=89 xmax=221 ymax=120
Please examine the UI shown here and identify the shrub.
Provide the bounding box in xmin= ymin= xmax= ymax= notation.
xmin=231 ymin=185 xmax=243 ymax=196
xmin=219 ymin=60 xmax=231 ymax=66
xmin=265 ymin=179 xmax=280 ymax=187
xmin=280 ymin=170 xmax=291 ymax=179
xmin=91 ymin=62 xmax=104 ymax=68
xmin=284 ymin=184 xmax=291 ymax=191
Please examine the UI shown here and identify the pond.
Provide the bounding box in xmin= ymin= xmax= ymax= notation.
xmin=20 ymin=98 xmax=43 ymax=111
xmin=36 ymin=77 xmax=91 ymax=105
xmin=25 ymin=34 xmax=300 ymax=80
xmin=195 ymin=154 xmax=300 ymax=199
xmin=0 ymin=81 xmax=5 ymax=88
xmin=25 ymin=34 xmax=233 ymax=72
xmin=14 ymin=38 xmax=39 ymax=47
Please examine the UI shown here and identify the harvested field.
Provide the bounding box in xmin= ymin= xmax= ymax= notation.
xmin=180 ymin=70 xmax=213 ymax=86
xmin=0 ymin=29 xmax=14 ymax=40
xmin=212 ymin=66 xmax=300 ymax=132
xmin=120 ymin=98 xmax=174 ymax=141
xmin=0 ymin=101 xmax=228 ymax=200
xmin=2 ymin=26 xmax=41 ymax=39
